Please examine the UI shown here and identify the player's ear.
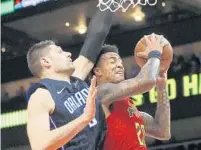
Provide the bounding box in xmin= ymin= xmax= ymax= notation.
xmin=93 ymin=67 xmax=102 ymax=77
xmin=41 ymin=57 xmax=51 ymax=68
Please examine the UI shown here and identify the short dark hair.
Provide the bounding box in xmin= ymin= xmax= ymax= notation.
xmin=94 ymin=44 xmax=119 ymax=67
xmin=87 ymin=44 xmax=119 ymax=81
xmin=27 ymin=40 xmax=55 ymax=77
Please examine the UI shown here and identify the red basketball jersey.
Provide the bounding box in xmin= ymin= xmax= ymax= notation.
xmin=103 ymin=97 xmax=147 ymax=150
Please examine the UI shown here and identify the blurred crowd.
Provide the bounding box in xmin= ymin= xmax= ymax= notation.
xmin=152 ymin=139 xmax=201 ymax=150
xmin=168 ymin=54 xmax=201 ymax=77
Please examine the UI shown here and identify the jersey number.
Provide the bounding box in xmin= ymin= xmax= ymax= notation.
xmin=88 ymin=118 xmax=97 ymax=128
xmin=135 ymin=123 xmax=146 ymax=146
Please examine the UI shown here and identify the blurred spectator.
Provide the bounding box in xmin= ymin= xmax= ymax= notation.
xmin=177 ymin=145 xmax=187 ymax=150
xmin=189 ymin=54 xmax=201 ymax=74
xmin=197 ymin=143 xmax=201 ymax=150
xmin=16 ymin=86 xmax=26 ymax=98
xmin=188 ymin=143 xmax=198 ymax=150
xmin=131 ymin=66 xmax=140 ymax=77
xmin=1 ymin=91 xmax=9 ymax=101
xmin=171 ymin=55 xmax=183 ymax=74
xmin=169 ymin=53 xmax=200 ymax=77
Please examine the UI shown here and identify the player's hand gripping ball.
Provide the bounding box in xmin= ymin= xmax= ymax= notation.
xmin=134 ymin=34 xmax=173 ymax=73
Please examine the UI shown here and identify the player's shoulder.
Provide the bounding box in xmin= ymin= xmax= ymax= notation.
xmin=28 ymin=88 xmax=55 ymax=114
xmin=124 ymin=96 xmax=131 ymax=100
xmin=33 ymin=88 xmax=50 ymax=95
xmin=113 ymin=97 xmax=132 ymax=107
xmin=118 ymin=96 xmax=130 ymax=102
xmin=28 ymin=88 xmax=54 ymax=111
xmin=29 ymin=88 xmax=52 ymax=104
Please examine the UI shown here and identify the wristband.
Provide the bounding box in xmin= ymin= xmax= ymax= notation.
xmin=148 ymin=50 xmax=161 ymax=60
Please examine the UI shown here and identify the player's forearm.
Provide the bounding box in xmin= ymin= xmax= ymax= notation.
xmin=74 ymin=10 xmax=114 ymax=80
xmin=80 ymin=9 xmax=114 ymax=64
xmin=34 ymin=115 xmax=89 ymax=150
xmin=154 ymin=84 xmax=171 ymax=140
xmin=99 ymin=57 xmax=160 ymax=106
xmin=87 ymin=9 xmax=114 ymax=36
xmin=133 ymin=57 xmax=160 ymax=93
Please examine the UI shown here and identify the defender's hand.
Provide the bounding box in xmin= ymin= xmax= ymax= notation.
xmin=137 ymin=33 xmax=163 ymax=59
xmin=82 ymin=76 xmax=97 ymax=122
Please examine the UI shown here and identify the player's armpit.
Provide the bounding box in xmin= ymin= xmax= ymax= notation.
xmin=27 ymin=88 xmax=91 ymax=150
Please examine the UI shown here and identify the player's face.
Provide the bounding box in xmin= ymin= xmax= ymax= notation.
xmin=46 ymin=45 xmax=75 ymax=75
xmin=98 ymin=52 xmax=125 ymax=83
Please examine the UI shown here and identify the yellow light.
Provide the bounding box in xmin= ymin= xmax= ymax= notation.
xmin=162 ymin=2 xmax=166 ymax=7
xmin=131 ymin=6 xmax=145 ymax=22
xmin=2 ymin=47 xmax=6 ymax=52
xmin=78 ymin=26 xmax=87 ymax=34
xmin=76 ymin=14 xmax=87 ymax=34
xmin=65 ymin=22 xmax=70 ymax=27
xmin=134 ymin=14 xmax=145 ymax=22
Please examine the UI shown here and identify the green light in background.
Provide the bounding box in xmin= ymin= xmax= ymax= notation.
xmin=1 ymin=109 xmax=27 ymax=129
xmin=183 ymin=74 xmax=199 ymax=97
xmin=1 ymin=0 xmax=15 ymax=16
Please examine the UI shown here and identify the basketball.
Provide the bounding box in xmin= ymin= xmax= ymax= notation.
xmin=134 ymin=34 xmax=173 ymax=73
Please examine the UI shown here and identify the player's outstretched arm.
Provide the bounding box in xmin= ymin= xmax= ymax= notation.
xmin=73 ymin=9 xmax=114 ymax=80
xmin=27 ymin=77 xmax=97 ymax=150
xmin=140 ymin=72 xmax=171 ymax=140
xmin=97 ymin=34 xmax=162 ymax=106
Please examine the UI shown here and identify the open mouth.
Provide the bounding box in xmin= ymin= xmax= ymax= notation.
xmin=116 ymin=71 xmax=124 ymax=75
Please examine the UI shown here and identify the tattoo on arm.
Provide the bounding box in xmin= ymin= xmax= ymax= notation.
xmin=141 ymin=86 xmax=171 ymax=140
xmin=97 ymin=57 xmax=160 ymax=106
xmin=134 ymin=57 xmax=160 ymax=87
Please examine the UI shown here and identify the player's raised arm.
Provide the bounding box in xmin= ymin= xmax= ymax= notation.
xmin=27 ymin=77 xmax=97 ymax=150
xmin=140 ymin=72 xmax=171 ymax=140
xmin=97 ymin=34 xmax=162 ymax=106
xmin=73 ymin=9 xmax=114 ymax=80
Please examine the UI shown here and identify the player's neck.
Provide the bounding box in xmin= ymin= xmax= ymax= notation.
xmin=97 ymin=78 xmax=120 ymax=85
xmin=96 ymin=78 xmax=108 ymax=86
xmin=41 ymin=72 xmax=71 ymax=83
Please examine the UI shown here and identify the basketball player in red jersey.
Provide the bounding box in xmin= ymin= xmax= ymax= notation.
xmin=93 ymin=34 xmax=171 ymax=150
